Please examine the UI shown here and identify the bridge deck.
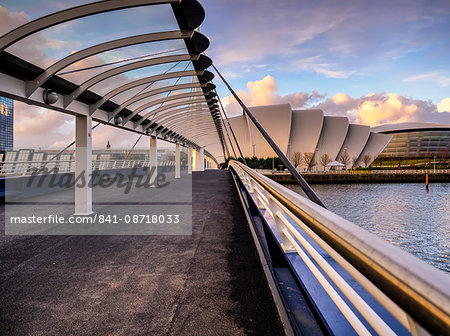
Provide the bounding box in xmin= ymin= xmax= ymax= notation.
xmin=0 ymin=170 xmax=283 ymax=336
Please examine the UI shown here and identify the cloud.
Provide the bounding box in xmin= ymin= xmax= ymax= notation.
xmin=437 ymin=98 xmax=450 ymax=112
xmin=222 ymin=75 xmax=450 ymax=126
xmin=14 ymin=101 xmax=73 ymax=148
xmin=354 ymin=93 xmax=419 ymax=125
xmin=203 ymin=0 xmax=450 ymax=82
xmin=0 ymin=6 xmax=28 ymax=33
xmin=290 ymin=55 xmax=351 ymax=78
xmin=332 ymin=93 xmax=351 ymax=104
xmin=221 ymin=75 xmax=326 ymax=116
xmin=14 ymin=101 xmax=147 ymax=149
xmin=205 ymin=0 xmax=355 ymax=67
xmin=0 ymin=6 xmax=55 ymax=66
xmin=403 ymin=71 xmax=450 ymax=87
xmin=315 ymin=92 xmax=450 ymax=126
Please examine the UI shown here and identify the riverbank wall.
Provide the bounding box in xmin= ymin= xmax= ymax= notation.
xmin=261 ymin=170 xmax=450 ymax=184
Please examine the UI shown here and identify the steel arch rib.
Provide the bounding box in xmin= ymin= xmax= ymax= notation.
xmin=162 ymin=117 xmax=213 ymax=133
xmin=157 ymin=114 xmax=212 ymax=131
xmin=135 ymin=101 xmax=209 ymax=128
xmin=164 ymin=123 xmax=215 ymax=137
xmin=90 ymin=69 xmax=201 ymax=114
xmin=64 ymin=54 xmax=197 ymax=107
xmin=150 ymin=107 xmax=210 ymax=124
xmin=170 ymin=123 xmax=215 ymax=133
xmin=136 ymin=97 xmax=208 ymax=124
xmin=163 ymin=118 xmax=214 ymax=132
xmin=171 ymin=134 xmax=218 ymax=145
xmin=0 ymin=0 xmax=179 ymax=51
xmin=133 ymin=100 xmax=209 ymax=129
xmin=149 ymin=110 xmax=211 ymax=130
xmin=123 ymin=91 xmax=205 ymax=124
xmin=173 ymin=130 xmax=219 ymax=142
xmin=111 ymin=82 xmax=202 ymax=118
xmin=160 ymin=120 xmax=214 ymax=133
xmin=181 ymin=135 xmax=220 ymax=145
xmin=165 ymin=127 xmax=217 ymax=140
xmin=143 ymin=106 xmax=210 ymax=126
xmin=129 ymin=96 xmax=207 ymax=125
xmin=26 ymin=30 xmax=193 ymax=97
xmin=154 ymin=109 xmax=211 ymax=127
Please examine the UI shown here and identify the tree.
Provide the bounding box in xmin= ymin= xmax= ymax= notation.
xmin=351 ymin=156 xmax=358 ymax=169
xmin=339 ymin=150 xmax=351 ymax=169
xmin=319 ymin=153 xmax=332 ymax=170
xmin=291 ymin=152 xmax=303 ymax=169
xmin=437 ymin=147 xmax=448 ymax=163
xmin=303 ymin=152 xmax=316 ymax=171
xmin=363 ymin=153 xmax=372 ymax=168
xmin=424 ymin=151 xmax=432 ymax=166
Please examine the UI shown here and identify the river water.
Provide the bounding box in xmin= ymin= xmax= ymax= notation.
xmin=285 ymin=182 xmax=450 ymax=273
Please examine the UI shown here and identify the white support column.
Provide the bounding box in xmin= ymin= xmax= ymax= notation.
xmin=193 ymin=149 xmax=200 ymax=171
xmin=199 ymin=147 xmax=205 ymax=171
xmin=175 ymin=143 xmax=181 ymax=178
xmin=188 ymin=147 xmax=192 ymax=174
xmin=149 ymin=136 xmax=157 ymax=186
xmin=75 ymin=115 xmax=93 ymax=215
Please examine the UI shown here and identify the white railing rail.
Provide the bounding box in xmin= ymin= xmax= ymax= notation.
xmin=0 ymin=159 xmax=177 ymax=177
xmin=230 ymin=160 xmax=450 ymax=336
xmin=255 ymin=168 xmax=449 ymax=175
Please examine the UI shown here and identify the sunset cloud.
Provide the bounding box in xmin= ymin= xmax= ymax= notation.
xmin=222 ymin=76 xmax=450 ymax=126
xmin=332 ymin=93 xmax=351 ymax=104
xmin=202 ymin=0 xmax=450 ymax=87
xmin=354 ymin=93 xmax=418 ymax=125
xmin=437 ymin=98 xmax=450 ymax=112
xmin=221 ymin=75 xmax=326 ymax=116
xmin=14 ymin=101 xmax=147 ymax=149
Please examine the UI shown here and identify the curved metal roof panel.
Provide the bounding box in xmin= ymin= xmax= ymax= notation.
xmin=247 ymin=104 xmax=292 ymax=158
xmin=228 ymin=115 xmax=252 ymax=157
xmin=315 ymin=116 xmax=349 ymax=163
xmin=372 ymin=122 xmax=450 ymax=133
xmin=336 ymin=124 xmax=371 ymax=165
xmin=356 ymin=132 xmax=393 ymax=168
xmin=0 ymin=0 xmax=224 ymax=158
xmin=289 ymin=109 xmax=324 ymax=162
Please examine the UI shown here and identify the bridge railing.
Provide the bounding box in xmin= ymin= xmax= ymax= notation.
xmin=0 ymin=159 xmax=176 ymax=177
xmin=229 ymin=160 xmax=449 ymax=336
xmin=255 ymin=168 xmax=449 ymax=175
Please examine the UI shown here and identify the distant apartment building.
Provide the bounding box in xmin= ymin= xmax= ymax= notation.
xmin=0 ymin=96 xmax=14 ymax=152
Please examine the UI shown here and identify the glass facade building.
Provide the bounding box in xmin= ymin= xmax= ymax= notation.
xmin=0 ymin=96 xmax=14 ymax=152
xmin=375 ymin=125 xmax=450 ymax=160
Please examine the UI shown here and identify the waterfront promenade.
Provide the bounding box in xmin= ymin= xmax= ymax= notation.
xmin=0 ymin=170 xmax=283 ymax=336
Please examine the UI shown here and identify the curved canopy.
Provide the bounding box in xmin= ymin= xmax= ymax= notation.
xmin=0 ymin=0 xmax=227 ymax=160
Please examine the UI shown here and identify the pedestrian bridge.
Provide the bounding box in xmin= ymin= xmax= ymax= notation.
xmin=1 ymin=164 xmax=449 ymax=335
xmin=0 ymin=1 xmax=449 ymax=335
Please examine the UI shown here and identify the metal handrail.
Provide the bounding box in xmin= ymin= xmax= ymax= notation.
xmin=0 ymin=159 xmax=178 ymax=177
xmin=229 ymin=160 xmax=450 ymax=335
xmin=255 ymin=168 xmax=450 ymax=175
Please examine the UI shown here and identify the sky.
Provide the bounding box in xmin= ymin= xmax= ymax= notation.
xmin=0 ymin=0 xmax=449 ymax=149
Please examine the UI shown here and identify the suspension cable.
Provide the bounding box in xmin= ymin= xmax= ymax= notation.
xmin=212 ymin=63 xmax=324 ymax=207
xmin=215 ymin=88 xmax=246 ymax=163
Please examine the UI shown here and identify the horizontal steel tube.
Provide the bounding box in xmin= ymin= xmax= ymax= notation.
xmin=229 ymin=160 xmax=450 ymax=335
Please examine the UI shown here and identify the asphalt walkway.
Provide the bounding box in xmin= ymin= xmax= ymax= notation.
xmin=0 ymin=170 xmax=283 ymax=336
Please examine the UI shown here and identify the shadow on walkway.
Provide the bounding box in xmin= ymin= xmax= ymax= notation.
xmin=0 ymin=170 xmax=283 ymax=336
